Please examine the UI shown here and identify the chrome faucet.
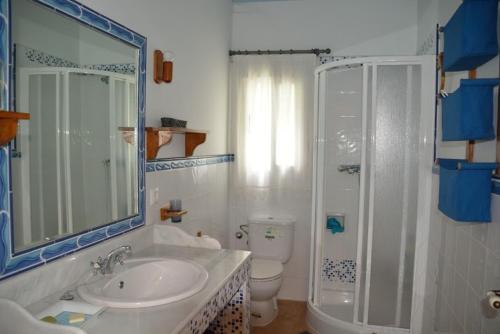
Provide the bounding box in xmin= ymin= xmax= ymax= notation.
xmin=91 ymin=245 xmax=132 ymax=275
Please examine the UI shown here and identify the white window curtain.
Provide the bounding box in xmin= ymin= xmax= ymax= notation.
xmin=229 ymin=55 xmax=315 ymax=188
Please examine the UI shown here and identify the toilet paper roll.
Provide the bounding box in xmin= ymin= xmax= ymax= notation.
xmin=487 ymin=291 xmax=500 ymax=310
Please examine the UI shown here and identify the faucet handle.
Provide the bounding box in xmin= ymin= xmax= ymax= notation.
xmin=90 ymin=256 xmax=105 ymax=275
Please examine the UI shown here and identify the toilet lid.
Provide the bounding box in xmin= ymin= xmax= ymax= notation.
xmin=251 ymin=259 xmax=283 ymax=280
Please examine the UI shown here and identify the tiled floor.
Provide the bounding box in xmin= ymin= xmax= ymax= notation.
xmin=251 ymin=300 xmax=310 ymax=334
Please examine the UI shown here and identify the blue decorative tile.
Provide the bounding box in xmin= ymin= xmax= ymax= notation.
xmin=109 ymin=23 xmax=134 ymax=43
xmin=81 ymin=8 xmax=110 ymax=31
xmin=39 ymin=0 xmax=82 ymax=17
xmin=0 ymin=147 xmax=7 ymax=211
xmin=106 ymin=220 xmax=131 ymax=237
xmin=0 ymin=211 xmax=8 ymax=274
xmin=146 ymin=154 xmax=234 ymax=173
xmin=77 ymin=229 xmax=107 ymax=247
xmin=21 ymin=45 xmax=135 ymax=75
xmin=83 ymin=63 xmax=136 ymax=75
xmin=155 ymin=162 xmax=171 ymax=171
xmin=181 ymin=259 xmax=250 ymax=334
xmin=130 ymin=216 xmax=142 ymax=228
xmin=3 ymin=250 xmax=42 ymax=277
xmin=41 ymin=238 xmax=79 ymax=261
xmin=24 ymin=46 xmax=79 ymax=68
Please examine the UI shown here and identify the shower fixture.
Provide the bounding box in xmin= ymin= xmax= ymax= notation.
xmin=337 ymin=164 xmax=360 ymax=175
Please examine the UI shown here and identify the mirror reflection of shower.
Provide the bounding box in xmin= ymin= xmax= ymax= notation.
xmin=12 ymin=66 xmax=138 ymax=250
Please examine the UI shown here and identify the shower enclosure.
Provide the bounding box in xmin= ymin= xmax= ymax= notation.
xmin=308 ymin=56 xmax=435 ymax=334
xmin=12 ymin=67 xmax=137 ymax=249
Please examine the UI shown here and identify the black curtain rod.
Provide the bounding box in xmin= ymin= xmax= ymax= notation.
xmin=229 ymin=48 xmax=331 ymax=56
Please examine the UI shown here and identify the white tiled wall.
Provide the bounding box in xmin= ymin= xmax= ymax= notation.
xmin=146 ymin=163 xmax=230 ymax=248
xmin=321 ymin=66 xmax=362 ymax=292
xmin=423 ymin=175 xmax=500 ymax=334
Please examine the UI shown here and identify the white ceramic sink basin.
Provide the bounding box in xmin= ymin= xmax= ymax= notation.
xmin=78 ymin=257 xmax=208 ymax=308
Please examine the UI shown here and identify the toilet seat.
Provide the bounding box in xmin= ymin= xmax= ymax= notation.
xmin=251 ymin=259 xmax=283 ymax=281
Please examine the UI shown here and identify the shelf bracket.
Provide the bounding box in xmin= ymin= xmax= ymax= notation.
xmin=0 ymin=111 xmax=30 ymax=147
xmin=185 ymin=132 xmax=206 ymax=157
xmin=146 ymin=128 xmax=174 ymax=160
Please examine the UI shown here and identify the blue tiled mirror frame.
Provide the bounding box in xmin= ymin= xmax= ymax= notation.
xmin=0 ymin=0 xmax=146 ymax=281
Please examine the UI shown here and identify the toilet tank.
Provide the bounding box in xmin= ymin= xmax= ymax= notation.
xmin=248 ymin=216 xmax=295 ymax=263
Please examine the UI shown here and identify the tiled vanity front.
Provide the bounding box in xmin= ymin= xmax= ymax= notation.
xmin=25 ymin=244 xmax=251 ymax=334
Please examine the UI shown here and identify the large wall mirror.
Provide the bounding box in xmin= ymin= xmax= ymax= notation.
xmin=0 ymin=0 xmax=146 ymax=279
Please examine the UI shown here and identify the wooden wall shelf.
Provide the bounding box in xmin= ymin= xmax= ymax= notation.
xmin=145 ymin=127 xmax=207 ymax=160
xmin=0 ymin=111 xmax=30 ymax=146
xmin=160 ymin=208 xmax=188 ymax=221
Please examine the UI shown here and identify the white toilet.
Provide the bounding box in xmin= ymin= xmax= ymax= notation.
xmin=247 ymin=216 xmax=295 ymax=327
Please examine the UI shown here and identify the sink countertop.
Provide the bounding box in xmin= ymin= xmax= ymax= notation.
xmin=26 ymin=245 xmax=251 ymax=334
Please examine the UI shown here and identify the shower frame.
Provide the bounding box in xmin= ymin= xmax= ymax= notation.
xmin=309 ymin=56 xmax=436 ymax=334
xmin=15 ymin=66 xmax=137 ymax=246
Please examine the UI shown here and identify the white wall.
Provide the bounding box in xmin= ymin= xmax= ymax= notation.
xmin=232 ymin=0 xmax=419 ymax=56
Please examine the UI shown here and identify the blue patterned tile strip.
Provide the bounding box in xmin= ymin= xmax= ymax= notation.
xmin=207 ymin=280 xmax=250 ymax=334
xmin=21 ymin=46 xmax=136 ymax=75
xmin=319 ymin=55 xmax=357 ymax=65
xmin=147 ymin=154 xmax=234 ymax=173
xmin=180 ymin=259 xmax=250 ymax=334
xmin=322 ymin=258 xmax=356 ymax=284
xmin=24 ymin=46 xmax=79 ymax=68
xmin=0 ymin=0 xmax=147 ymax=281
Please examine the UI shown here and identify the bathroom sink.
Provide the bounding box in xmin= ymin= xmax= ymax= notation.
xmin=77 ymin=257 xmax=208 ymax=308
xmin=0 ymin=298 xmax=86 ymax=334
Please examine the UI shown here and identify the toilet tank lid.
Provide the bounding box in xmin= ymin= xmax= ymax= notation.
xmin=248 ymin=215 xmax=295 ymax=226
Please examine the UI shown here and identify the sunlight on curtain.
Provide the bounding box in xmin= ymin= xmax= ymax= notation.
xmin=244 ymin=74 xmax=272 ymax=182
xmin=276 ymin=80 xmax=297 ymax=171
xmin=230 ymin=55 xmax=315 ymax=187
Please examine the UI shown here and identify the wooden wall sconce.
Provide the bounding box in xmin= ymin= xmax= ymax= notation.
xmin=154 ymin=50 xmax=173 ymax=84
xmin=0 ymin=111 xmax=30 ymax=146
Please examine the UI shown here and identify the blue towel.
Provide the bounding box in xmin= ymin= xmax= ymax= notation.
xmin=326 ymin=217 xmax=344 ymax=234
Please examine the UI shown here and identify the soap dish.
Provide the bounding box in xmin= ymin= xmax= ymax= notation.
xmin=36 ymin=301 xmax=104 ymax=328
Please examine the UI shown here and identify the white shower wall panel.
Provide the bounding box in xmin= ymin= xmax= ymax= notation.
xmin=322 ymin=67 xmax=363 ymax=292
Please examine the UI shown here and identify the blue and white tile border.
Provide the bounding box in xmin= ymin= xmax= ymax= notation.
xmin=22 ymin=45 xmax=136 ymax=75
xmin=0 ymin=0 xmax=147 ymax=281
xmin=146 ymin=154 xmax=234 ymax=173
xmin=180 ymin=258 xmax=250 ymax=334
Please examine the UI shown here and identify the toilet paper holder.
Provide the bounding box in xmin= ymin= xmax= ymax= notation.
xmin=486 ymin=290 xmax=500 ymax=310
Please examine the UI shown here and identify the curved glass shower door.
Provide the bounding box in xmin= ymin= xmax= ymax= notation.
xmin=310 ymin=57 xmax=435 ymax=333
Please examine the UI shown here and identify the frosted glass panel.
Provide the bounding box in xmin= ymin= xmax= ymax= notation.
xmin=367 ymin=65 xmax=421 ymax=328
xmin=68 ymin=73 xmax=111 ymax=231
